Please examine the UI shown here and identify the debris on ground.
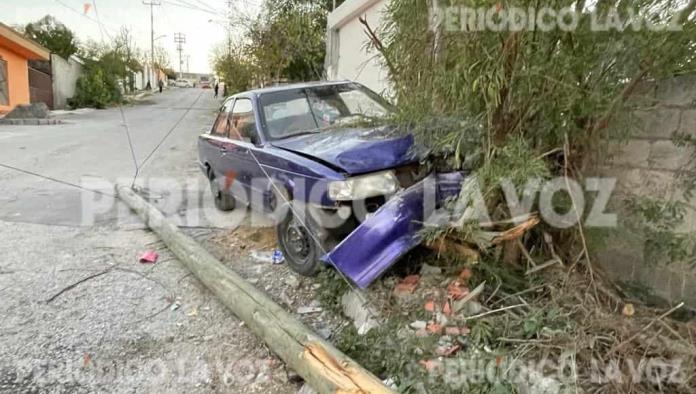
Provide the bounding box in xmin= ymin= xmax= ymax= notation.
xmin=393 ymin=274 xmax=420 ymax=296
xmin=341 ymin=290 xmax=380 ymax=335
xmin=4 ymin=103 xmax=50 ymax=119
xmin=250 ymin=250 xmax=275 ymax=264
xmin=296 ymin=306 xmax=323 ymax=314
xmin=138 ymin=250 xmax=159 ymax=263
xmin=313 ymin=223 xmax=696 ymax=394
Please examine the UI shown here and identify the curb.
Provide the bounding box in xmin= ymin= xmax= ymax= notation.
xmin=0 ymin=118 xmax=63 ymax=126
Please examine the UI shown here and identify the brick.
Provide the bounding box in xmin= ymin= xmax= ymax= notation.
xmin=665 ymin=266 xmax=696 ymax=303
xmin=673 ymin=208 xmax=696 ymax=234
xmin=633 ymin=170 xmax=676 ymax=199
xmin=606 ymin=140 xmax=651 ymax=167
xmin=655 ymin=75 xmax=696 ymax=107
xmin=634 ymin=109 xmax=681 ymax=139
xmin=678 ymin=109 xmax=696 ymax=137
xmin=648 ymin=140 xmax=693 ymax=171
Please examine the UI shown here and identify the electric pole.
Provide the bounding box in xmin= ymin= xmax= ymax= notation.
xmin=174 ymin=33 xmax=186 ymax=79
xmin=143 ymin=0 xmax=161 ymax=89
xmin=227 ymin=0 xmax=233 ymax=56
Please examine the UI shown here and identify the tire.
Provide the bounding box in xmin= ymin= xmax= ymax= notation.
xmin=209 ymin=172 xmax=235 ymax=211
xmin=276 ymin=203 xmax=322 ymax=277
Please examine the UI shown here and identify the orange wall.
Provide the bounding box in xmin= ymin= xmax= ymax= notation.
xmin=0 ymin=46 xmax=30 ymax=113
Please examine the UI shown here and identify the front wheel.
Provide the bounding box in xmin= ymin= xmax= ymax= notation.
xmin=277 ymin=211 xmax=322 ymax=276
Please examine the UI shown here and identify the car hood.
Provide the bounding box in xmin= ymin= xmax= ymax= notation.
xmin=270 ymin=127 xmax=420 ymax=174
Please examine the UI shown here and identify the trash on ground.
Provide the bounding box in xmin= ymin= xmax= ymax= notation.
xmin=446 ymin=280 xmax=469 ymax=300
xmin=452 ymin=281 xmax=486 ymax=313
xmin=296 ymin=306 xmax=323 ymax=314
xmin=250 ymin=250 xmax=275 ymax=264
xmin=272 ymin=250 xmax=284 ymax=264
xmin=424 ymin=299 xmax=436 ymax=312
xmin=426 ymin=322 xmax=443 ymax=334
xmin=435 ymin=344 xmax=460 ymax=357
xmin=341 ymin=289 xmax=380 ymax=335
xmin=393 ymin=274 xmax=420 ymax=295
xmin=138 ymin=250 xmax=159 ymax=264
xmin=409 ymin=320 xmax=427 ymax=330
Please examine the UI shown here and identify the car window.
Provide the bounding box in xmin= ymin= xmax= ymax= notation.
xmin=261 ymin=91 xmax=320 ymax=139
xmin=259 ymin=84 xmax=391 ymax=140
xmin=211 ymin=99 xmax=234 ymax=137
xmin=338 ymin=89 xmax=388 ymax=118
xmin=229 ymin=98 xmax=258 ymax=144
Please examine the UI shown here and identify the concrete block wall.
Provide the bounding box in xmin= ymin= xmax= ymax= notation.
xmin=597 ymin=74 xmax=696 ymax=308
xmin=51 ymin=54 xmax=83 ymax=110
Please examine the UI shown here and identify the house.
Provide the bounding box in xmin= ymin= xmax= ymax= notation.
xmin=0 ymin=22 xmax=50 ymax=113
xmin=325 ymin=0 xmax=390 ymax=94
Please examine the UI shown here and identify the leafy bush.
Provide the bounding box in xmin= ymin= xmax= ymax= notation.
xmin=71 ymin=66 xmax=121 ymax=109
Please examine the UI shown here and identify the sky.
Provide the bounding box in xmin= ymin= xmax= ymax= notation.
xmin=5 ymin=0 xmax=261 ymax=73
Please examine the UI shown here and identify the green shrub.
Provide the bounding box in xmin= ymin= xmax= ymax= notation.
xmin=71 ymin=66 xmax=122 ymax=109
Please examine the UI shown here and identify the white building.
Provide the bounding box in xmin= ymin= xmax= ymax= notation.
xmin=325 ymin=0 xmax=390 ymax=95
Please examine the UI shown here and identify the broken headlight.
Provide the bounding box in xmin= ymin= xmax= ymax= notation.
xmin=328 ymin=170 xmax=399 ymax=201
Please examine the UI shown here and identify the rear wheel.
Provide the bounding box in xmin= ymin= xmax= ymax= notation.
xmin=208 ymin=171 xmax=235 ymax=211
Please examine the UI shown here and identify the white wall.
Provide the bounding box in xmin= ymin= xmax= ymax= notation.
xmin=326 ymin=0 xmax=390 ymax=95
xmin=51 ymin=54 xmax=83 ymax=109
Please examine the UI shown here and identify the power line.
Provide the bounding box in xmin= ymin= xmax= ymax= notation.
xmin=162 ymin=0 xmax=218 ymax=14
xmin=189 ymin=0 xmax=223 ymax=13
xmin=136 ymin=90 xmax=205 ymax=176
xmin=0 ymin=163 xmax=116 ymax=198
xmin=52 ymin=0 xmax=116 ymax=39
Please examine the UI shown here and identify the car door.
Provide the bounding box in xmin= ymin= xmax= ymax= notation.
xmin=200 ymin=98 xmax=233 ymax=180
xmin=218 ymin=97 xmax=263 ymax=206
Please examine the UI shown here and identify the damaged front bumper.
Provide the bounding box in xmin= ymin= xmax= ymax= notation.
xmin=322 ymin=172 xmax=464 ymax=288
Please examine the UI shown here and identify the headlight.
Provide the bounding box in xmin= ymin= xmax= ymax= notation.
xmin=328 ymin=170 xmax=399 ymax=201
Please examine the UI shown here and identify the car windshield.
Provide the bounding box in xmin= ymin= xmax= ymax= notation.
xmin=259 ymin=83 xmax=391 ymax=140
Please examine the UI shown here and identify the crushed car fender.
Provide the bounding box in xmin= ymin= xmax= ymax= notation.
xmin=322 ymin=172 xmax=464 ymax=288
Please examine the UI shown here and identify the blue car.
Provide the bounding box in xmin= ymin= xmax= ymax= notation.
xmin=198 ymin=81 xmax=462 ymax=287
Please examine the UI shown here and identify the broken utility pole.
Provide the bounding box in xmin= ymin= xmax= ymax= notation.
xmin=116 ymin=185 xmax=393 ymax=394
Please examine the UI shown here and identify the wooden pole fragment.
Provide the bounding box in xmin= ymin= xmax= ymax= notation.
xmin=116 ymin=185 xmax=392 ymax=394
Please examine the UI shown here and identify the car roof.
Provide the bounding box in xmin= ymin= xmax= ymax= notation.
xmin=235 ymin=80 xmax=354 ymax=98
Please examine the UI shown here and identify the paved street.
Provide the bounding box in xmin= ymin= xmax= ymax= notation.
xmin=0 ymin=88 xmax=298 ymax=393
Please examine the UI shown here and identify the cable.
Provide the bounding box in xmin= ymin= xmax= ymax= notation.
xmin=0 ymin=163 xmax=116 ymax=198
xmin=91 ymin=0 xmax=106 ymax=42
xmin=190 ymin=0 xmax=224 ymax=13
xmin=118 ymin=105 xmax=141 ymax=188
xmin=52 ymin=0 xmax=116 ymax=39
xmin=135 ymin=90 xmax=205 ymax=176
xmin=162 ymin=0 xmax=218 ymax=14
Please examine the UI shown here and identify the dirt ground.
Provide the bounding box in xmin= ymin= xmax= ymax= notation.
xmin=0 ymin=219 xmax=309 ymax=393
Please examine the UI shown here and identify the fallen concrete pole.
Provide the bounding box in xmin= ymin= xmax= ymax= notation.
xmin=116 ymin=185 xmax=392 ymax=394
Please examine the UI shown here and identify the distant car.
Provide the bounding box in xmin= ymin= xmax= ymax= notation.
xmin=200 ymin=78 xmax=211 ymax=89
xmin=174 ymin=80 xmax=192 ymax=88
xmin=197 ymin=81 xmax=463 ymax=287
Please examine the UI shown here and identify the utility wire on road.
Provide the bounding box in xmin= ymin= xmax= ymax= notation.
xmin=0 ymin=163 xmax=116 ymax=198
xmin=135 ymin=90 xmax=205 ymax=179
